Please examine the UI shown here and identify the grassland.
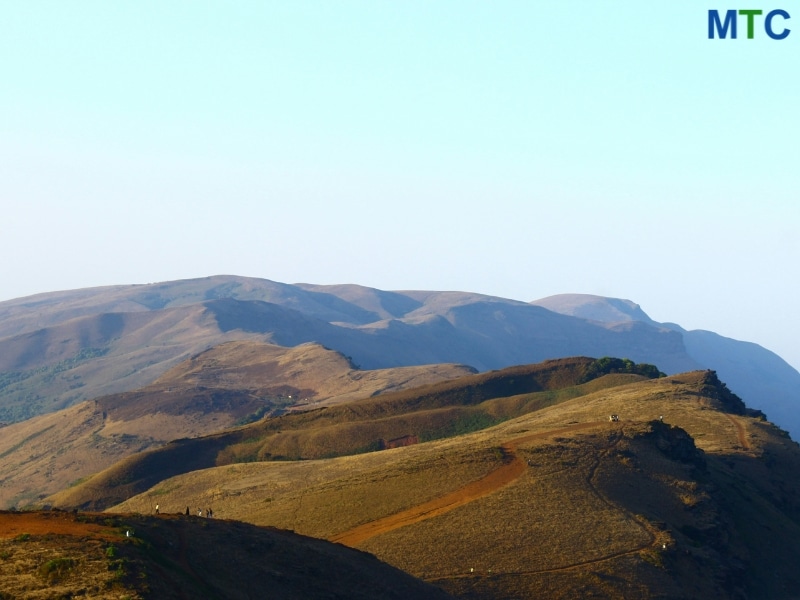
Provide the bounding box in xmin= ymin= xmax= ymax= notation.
xmin=108 ymin=370 xmax=800 ymax=599
xmin=0 ymin=341 xmax=472 ymax=509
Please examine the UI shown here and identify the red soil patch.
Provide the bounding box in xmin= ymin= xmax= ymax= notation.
xmin=0 ymin=510 xmax=120 ymax=541
xmin=724 ymin=414 xmax=751 ymax=450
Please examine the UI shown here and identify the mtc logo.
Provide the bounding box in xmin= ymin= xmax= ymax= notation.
xmin=708 ymin=9 xmax=791 ymax=39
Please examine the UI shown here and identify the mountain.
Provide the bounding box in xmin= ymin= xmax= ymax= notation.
xmin=0 ymin=275 xmax=797 ymax=438
xmin=46 ymin=362 xmax=800 ymax=599
xmin=533 ymin=293 xmax=800 ymax=437
xmin=0 ymin=341 xmax=472 ymax=508
xmin=0 ymin=510 xmax=452 ymax=599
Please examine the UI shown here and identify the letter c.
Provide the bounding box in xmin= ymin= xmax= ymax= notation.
xmin=765 ymin=9 xmax=791 ymax=40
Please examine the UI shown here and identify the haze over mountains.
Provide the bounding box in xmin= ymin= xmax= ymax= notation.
xmin=2 ymin=277 xmax=800 ymax=598
xmin=1 ymin=275 xmax=797 ymax=437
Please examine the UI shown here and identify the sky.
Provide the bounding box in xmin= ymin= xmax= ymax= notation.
xmin=1 ymin=2 xmax=798 ymax=370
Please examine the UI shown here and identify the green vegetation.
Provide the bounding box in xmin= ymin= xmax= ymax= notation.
xmin=581 ymin=357 xmax=665 ymax=383
xmin=234 ymin=396 xmax=297 ymax=426
xmin=0 ymin=346 xmax=109 ymax=422
xmin=420 ymin=410 xmax=502 ymax=442
xmin=38 ymin=557 xmax=76 ymax=582
xmin=13 ymin=533 xmax=30 ymax=542
xmin=151 ymin=483 xmax=180 ymax=497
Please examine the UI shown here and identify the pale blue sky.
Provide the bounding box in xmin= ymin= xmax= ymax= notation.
xmin=1 ymin=2 xmax=798 ymax=370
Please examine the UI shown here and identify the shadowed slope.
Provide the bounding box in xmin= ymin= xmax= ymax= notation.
xmin=0 ymin=511 xmax=453 ymax=599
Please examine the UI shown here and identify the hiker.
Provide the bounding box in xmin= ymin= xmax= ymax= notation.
xmin=155 ymin=504 xmax=159 ymax=515
xmin=185 ymin=506 xmax=190 ymax=516
xmin=207 ymin=508 xmax=213 ymax=518
xmin=198 ymin=508 xmax=202 ymax=517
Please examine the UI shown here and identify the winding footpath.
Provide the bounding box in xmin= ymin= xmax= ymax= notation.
xmin=330 ymin=419 xmax=674 ymax=580
xmin=724 ymin=414 xmax=751 ymax=450
xmin=330 ymin=422 xmax=602 ymax=546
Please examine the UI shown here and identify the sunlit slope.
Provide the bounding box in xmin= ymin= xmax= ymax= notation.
xmin=47 ymin=357 xmax=631 ymax=510
xmin=110 ymin=371 xmax=800 ymax=600
xmin=0 ymin=341 xmax=471 ymax=509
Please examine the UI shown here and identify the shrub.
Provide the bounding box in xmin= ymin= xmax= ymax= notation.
xmin=581 ymin=357 xmax=665 ymax=382
xmin=39 ymin=557 xmax=76 ymax=582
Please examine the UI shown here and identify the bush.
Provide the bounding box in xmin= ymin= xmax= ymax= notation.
xmin=39 ymin=557 xmax=76 ymax=582
xmin=581 ymin=357 xmax=665 ymax=383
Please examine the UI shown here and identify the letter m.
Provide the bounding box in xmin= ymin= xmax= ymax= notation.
xmin=709 ymin=10 xmax=737 ymax=38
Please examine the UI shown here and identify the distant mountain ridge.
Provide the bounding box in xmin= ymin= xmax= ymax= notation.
xmin=0 ymin=275 xmax=798 ymax=437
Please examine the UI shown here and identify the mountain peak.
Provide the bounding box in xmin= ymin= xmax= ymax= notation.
xmin=531 ymin=293 xmax=657 ymax=325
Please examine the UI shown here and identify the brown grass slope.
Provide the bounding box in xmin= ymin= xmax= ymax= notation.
xmin=46 ymin=357 xmax=618 ymax=510
xmin=0 ymin=511 xmax=453 ymax=600
xmin=0 ymin=341 xmax=471 ymax=509
xmin=111 ymin=371 xmax=800 ymax=600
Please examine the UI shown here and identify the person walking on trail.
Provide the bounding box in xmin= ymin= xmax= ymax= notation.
xmin=155 ymin=504 xmax=159 ymax=515
xmin=185 ymin=506 xmax=190 ymax=516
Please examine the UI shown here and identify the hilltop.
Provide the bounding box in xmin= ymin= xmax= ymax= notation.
xmin=2 ymin=275 xmax=797 ymax=438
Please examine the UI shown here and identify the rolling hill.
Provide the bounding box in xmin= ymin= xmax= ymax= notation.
xmin=1 ymin=276 xmax=797 ymax=438
xmin=0 ymin=341 xmax=472 ymax=509
xmin=2 ymin=348 xmax=797 ymax=598
xmin=43 ymin=356 xmax=616 ymax=510
xmin=90 ymin=367 xmax=800 ymax=600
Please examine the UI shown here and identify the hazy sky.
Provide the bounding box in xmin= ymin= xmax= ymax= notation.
xmin=2 ymin=2 xmax=798 ymax=370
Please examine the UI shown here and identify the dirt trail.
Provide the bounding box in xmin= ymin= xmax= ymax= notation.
xmin=439 ymin=427 xmax=660 ymax=580
xmin=332 ymin=419 xmax=667 ymax=580
xmin=724 ymin=414 xmax=751 ymax=450
xmin=330 ymin=422 xmax=602 ymax=546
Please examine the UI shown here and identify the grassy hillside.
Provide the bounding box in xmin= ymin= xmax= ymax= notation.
xmin=105 ymin=370 xmax=800 ymax=600
xmin=0 ymin=341 xmax=472 ymax=509
xmin=47 ymin=357 xmax=628 ymax=510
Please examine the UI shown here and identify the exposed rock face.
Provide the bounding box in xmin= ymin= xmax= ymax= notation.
xmin=697 ymin=371 xmax=748 ymax=415
xmin=644 ymin=420 xmax=707 ymax=470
